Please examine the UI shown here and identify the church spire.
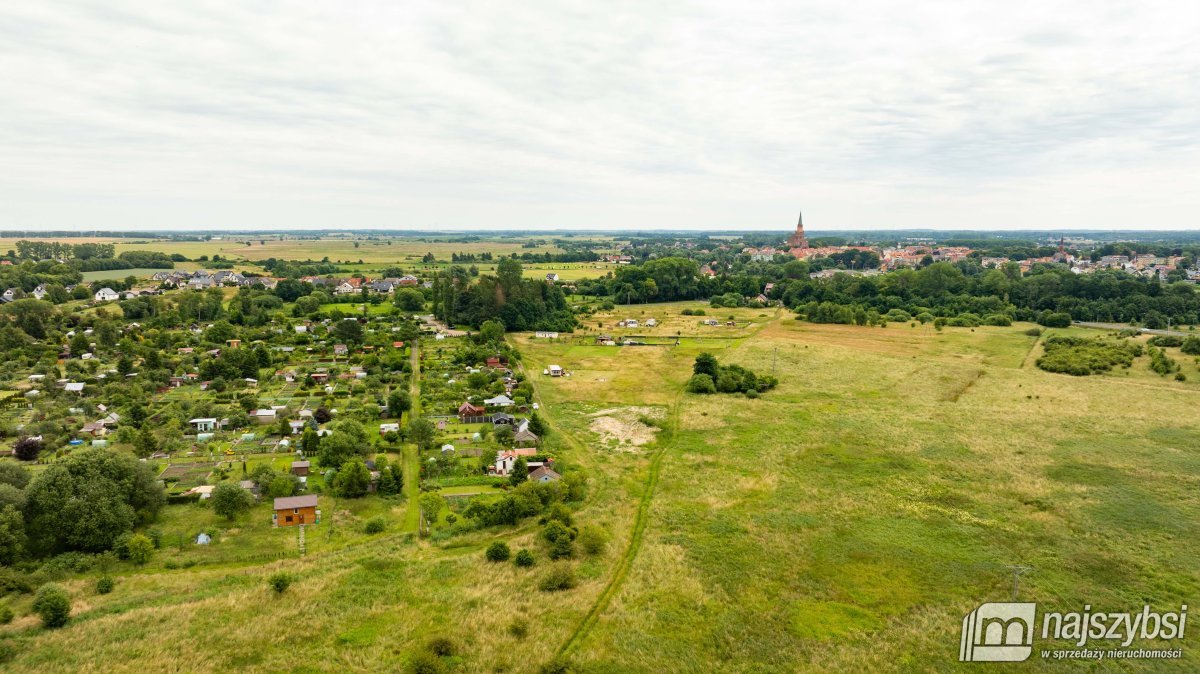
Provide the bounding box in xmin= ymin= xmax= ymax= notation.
xmin=788 ymin=210 xmax=808 ymax=249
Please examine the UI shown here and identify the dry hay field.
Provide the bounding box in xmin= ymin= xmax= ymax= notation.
xmin=5 ymin=311 xmax=1199 ymax=673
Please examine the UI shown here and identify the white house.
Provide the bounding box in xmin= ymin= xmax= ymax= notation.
xmin=189 ymin=418 xmax=218 ymax=433
xmin=645 ymin=318 xmax=658 ymax=327
xmin=534 ymin=331 xmax=559 ymax=339
xmin=93 ymin=287 xmax=119 ymax=302
xmin=493 ymin=448 xmax=538 ymax=475
xmin=483 ymin=394 xmax=515 ymax=407
xmin=545 ymin=273 xmax=559 ymax=282
xmin=548 ymin=364 xmax=564 ymax=377
xmin=379 ymin=423 xmax=400 ymax=435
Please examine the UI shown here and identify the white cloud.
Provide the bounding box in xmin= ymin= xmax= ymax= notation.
xmin=1 ymin=0 xmax=1198 ymax=230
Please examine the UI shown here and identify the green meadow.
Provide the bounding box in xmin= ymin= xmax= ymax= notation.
xmin=3 ymin=305 xmax=1198 ymax=672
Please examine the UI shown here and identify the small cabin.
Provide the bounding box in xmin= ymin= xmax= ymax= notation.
xmin=291 ymin=460 xmax=310 ymax=477
xmin=273 ymin=495 xmax=319 ymax=527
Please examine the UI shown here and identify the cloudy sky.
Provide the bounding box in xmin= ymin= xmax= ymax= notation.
xmin=1 ymin=1 xmax=1198 ymax=231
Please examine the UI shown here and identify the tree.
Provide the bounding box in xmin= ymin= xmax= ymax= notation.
xmin=527 ymin=412 xmax=547 ymax=438
xmin=509 ymin=457 xmax=529 ymax=486
xmin=0 ymin=462 xmax=30 ymax=489
xmin=388 ymin=389 xmax=411 ymax=418
xmin=479 ymin=319 xmax=506 ymax=344
xmin=419 ymin=492 xmax=445 ymax=534
xmin=301 ymin=427 xmax=319 ymax=455
xmin=14 ymin=436 xmax=42 ymax=461
xmin=408 ymin=418 xmax=436 ymax=451
xmin=126 ymin=533 xmax=154 ymax=565
xmin=313 ymin=407 xmax=333 ymax=424
xmin=333 ymin=319 xmax=364 ymax=345
xmin=693 ymin=353 xmax=719 ymax=380
xmin=23 ymin=449 xmax=165 ymax=555
xmin=333 ymin=458 xmax=371 ymax=498
xmin=317 ymin=420 xmax=369 ymax=468
xmin=394 ymin=288 xmax=425 ymax=311
xmin=211 ymin=482 xmax=253 ymax=520
xmin=32 ymin=583 xmax=71 ymax=628
xmin=134 ymin=426 xmax=157 ymax=457
xmin=0 ymin=504 xmax=26 ymax=565
xmin=267 ymin=475 xmax=296 ymax=498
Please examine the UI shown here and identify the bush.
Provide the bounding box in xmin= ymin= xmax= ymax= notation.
xmin=267 ymin=572 xmax=292 ymax=594
xmin=514 ymin=549 xmax=535 ymax=567
xmin=485 ymin=541 xmax=511 ymax=562
xmin=0 ymin=567 xmax=33 ymax=596
xmin=32 ymin=583 xmax=71 ymax=628
xmin=96 ymin=576 xmax=115 ymax=595
xmin=685 ymin=374 xmax=716 ymax=394
xmin=577 ymin=525 xmax=608 ymax=555
xmin=126 ymin=534 xmax=154 ymax=565
xmin=1037 ymin=311 xmax=1072 ymax=328
xmin=1148 ymin=335 xmax=1182 ymax=347
xmin=983 ymin=313 xmax=1012 ymax=326
xmin=364 ymin=517 xmax=386 ymax=534
xmin=538 ymin=563 xmax=577 ymax=592
xmin=1148 ymin=347 xmax=1179 ymax=376
xmin=539 ymin=660 xmax=577 ymax=674
xmin=426 ymin=636 xmax=456 ymax=657
xmin=1181 ymin=336 xmax=1200 ymax=355
xmin=1024 ymin=327 xmax=1043 ymax=337
xmin=407 ymin=651 xmax=445 ymax=674
xmin=0 ymin=605 xmax=12 ymax=624
xmin=1036 ymin=336 xmax=1141 ymax=376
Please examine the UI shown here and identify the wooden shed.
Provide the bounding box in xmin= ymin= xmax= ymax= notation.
xmin=273 ymin=495 xmax=318 ymax=527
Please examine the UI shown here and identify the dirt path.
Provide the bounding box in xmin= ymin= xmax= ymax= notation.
xmin=555 ymin=307 xmax=781 ymax=662
xmin=401 ymin=341 xmax=421 ymax=533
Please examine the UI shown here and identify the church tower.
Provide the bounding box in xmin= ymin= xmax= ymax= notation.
xmin=788 ymin=210 xmax=808 ymax=248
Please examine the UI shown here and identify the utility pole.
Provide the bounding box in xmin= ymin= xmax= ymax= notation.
xmin=1005 ymin=564 xmax=1033 ymax=601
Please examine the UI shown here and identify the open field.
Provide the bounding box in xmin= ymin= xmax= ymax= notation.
xmin=3 ymin=305 xmax=1198 ymax=672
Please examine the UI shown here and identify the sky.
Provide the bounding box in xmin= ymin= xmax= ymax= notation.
xmin=1 ymin=1 xmax=1198 ymax=232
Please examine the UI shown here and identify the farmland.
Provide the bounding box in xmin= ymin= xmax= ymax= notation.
xmin=3 ymin=295 xmax=1197 ymax=671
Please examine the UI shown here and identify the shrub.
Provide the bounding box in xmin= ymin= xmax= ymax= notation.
xmin=407 ymin=651 xmax=445 ymax=674
xmin=126 ymin=534 xmax=154 ymax=565
xmin=1037 ymin=311 xmax=1072 ymax=328
xmin=686 ymin=374 xmax=716 ymax=394
xmin=514 ymin=549 xmax=535 ymax=567
xmin=577 ymin=525 xmax=608 ymax=555
xmin=0 ymin=605 xmax=12 ymax=624
xmin=1148 ymin=347 xmax=1179 ymax=376
xmin=13 ymin=437 xmax=41 ymax=462
xmin=538 ymin=563 xmax=577 ymax=592
xmin=1036 ymin=336 xmax=1141 ymax=376
xmin=426 ymin=636 xmax=455 ymax=657
xmin=1181 ymin=336 xmax=1200 ymax=355
xmin=364 ymin=517 xmax=386 ymax=534
xmin=32 ymin=583 xmax=71 ymax=628
xmin=267 ymin=572 xmax=292 ymax=594
xmin=1024 ymin=327 xmax=1043 ymax=337
xmin=485 ymin=541 xmax=511 ymax=562
xmin=539 ymin=660 xmax=576 ymax=674
xmin=96 ymin=576 xmax=115 ymax=595
xmin=1147 ymin=335 xmax=1182 ymax=347
xmin=0 ymin=567 xmax=33 ymax=596
xmin=983 ymin=314 xmax=1012 ymax=326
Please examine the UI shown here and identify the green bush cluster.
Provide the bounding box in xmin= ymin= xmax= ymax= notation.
xmin=687 ymin=353 xmax=778 ymax=395
xmin=1036 ymin=336 xmax=1141 ymax=376
xmin=1148 ymin=347 xmax=1179 ymax=376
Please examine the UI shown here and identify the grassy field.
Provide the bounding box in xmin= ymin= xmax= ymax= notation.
xmin=3 ymin=307 xmax=1198 ymax=672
